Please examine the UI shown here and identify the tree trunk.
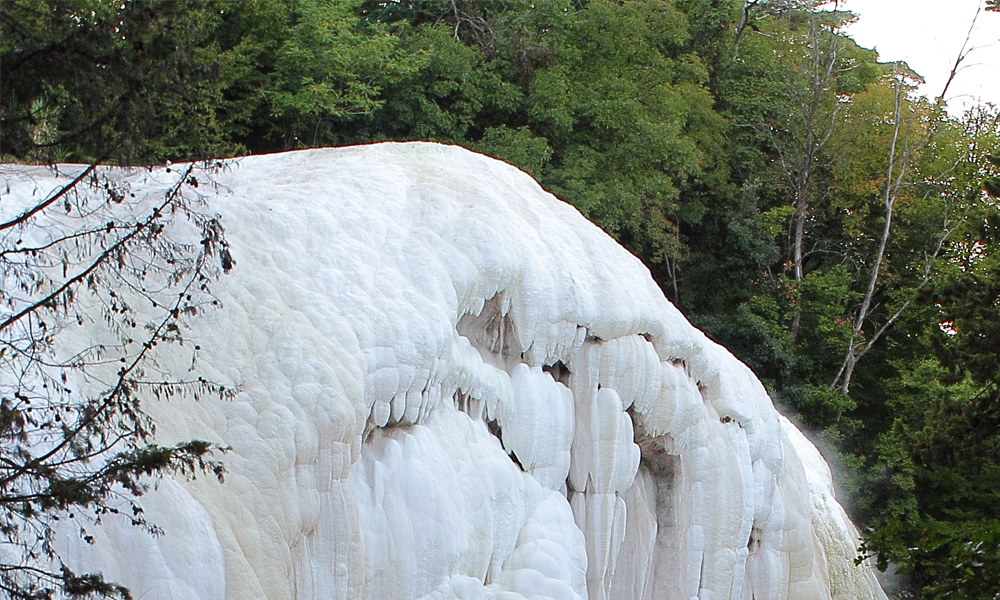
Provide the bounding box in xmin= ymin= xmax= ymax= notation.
xmin=788 ymin=184 xmax=808 ymax=345
xmin=830 ymin=16 xmax=979 ymax=393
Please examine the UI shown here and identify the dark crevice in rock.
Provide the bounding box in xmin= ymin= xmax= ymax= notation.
xmin=457 ymin=292 xmax=521 ymax=360
xmin=542 ymin=360 xmax=571 ymax=386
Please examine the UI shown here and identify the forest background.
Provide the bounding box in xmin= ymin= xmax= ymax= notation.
xmin=2 ymin=0 xmax=1000 ymax=597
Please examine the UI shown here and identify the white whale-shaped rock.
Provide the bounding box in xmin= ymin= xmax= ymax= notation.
xmin=2 ymin=143 xmax=886 ymax=600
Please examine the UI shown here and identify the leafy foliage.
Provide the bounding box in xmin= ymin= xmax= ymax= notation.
xmin=1 ymin=0 xmax=239 ymax=163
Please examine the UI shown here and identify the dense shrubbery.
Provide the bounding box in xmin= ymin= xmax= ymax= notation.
xmin=3 ymin=1 xmax=999 ymax=597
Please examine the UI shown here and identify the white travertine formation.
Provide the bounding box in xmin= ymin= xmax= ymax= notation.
xmin=1 ymin=143 xmax=886 ymax=600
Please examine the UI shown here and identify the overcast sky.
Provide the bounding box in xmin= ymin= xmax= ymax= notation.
xmin=840 ymin=0 xmax=1000 ymax=115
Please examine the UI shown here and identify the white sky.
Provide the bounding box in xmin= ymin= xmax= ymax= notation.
xmin=841 ymin=0 xmax=1000 ymax=115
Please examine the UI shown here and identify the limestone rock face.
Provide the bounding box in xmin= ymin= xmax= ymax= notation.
xmin=3 ymin=143 xmax=886 ymax=600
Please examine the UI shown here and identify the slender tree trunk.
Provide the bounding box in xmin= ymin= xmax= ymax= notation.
xmin=666 ymin=255 xmax=680 ymax=307
xmin=784 ymin=17 xmax=840 ymax=346
xmin=788 ymin=184 xmax=807 ymax=344
xmin=832 ymin=71 xmax=903 ymax=393
xmin=830 ymin=10 xmax=980 ymax=393
xmin=788 ymin=146 xmax=814 ymax=345
xmin=733 ymin=1 xmax=761 ymax=62
xmin=837 ymin=199 xmax=895 ymax=393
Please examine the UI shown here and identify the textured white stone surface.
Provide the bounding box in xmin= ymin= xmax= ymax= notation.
xmin=1 ymin=143 xmax=887 ymax=600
